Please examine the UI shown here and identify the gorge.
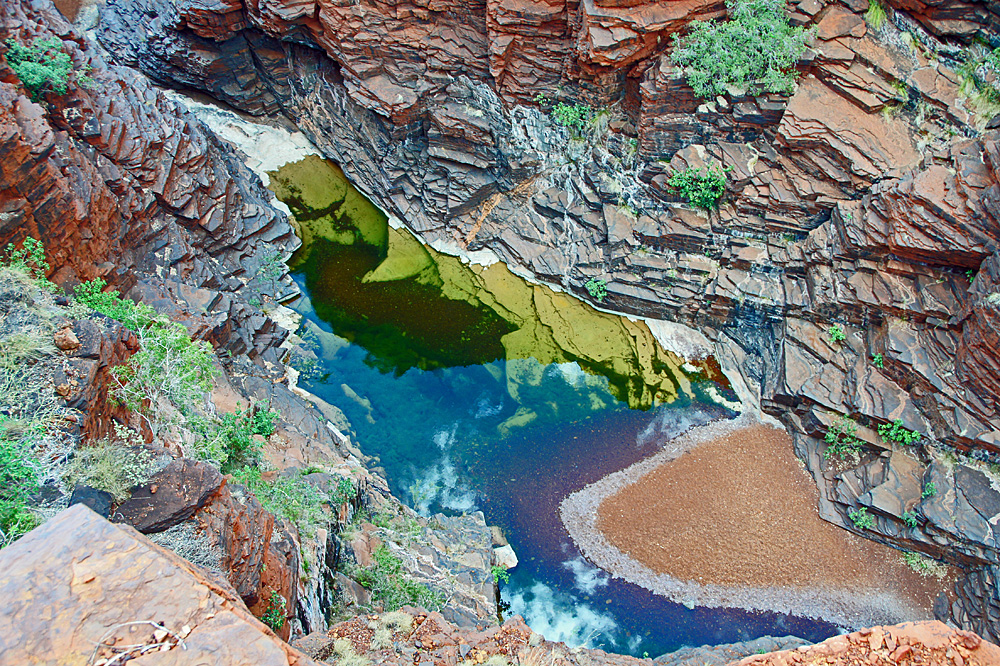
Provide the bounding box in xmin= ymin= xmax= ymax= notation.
xmin=1 ymin=0 xmax=1000 ymax=663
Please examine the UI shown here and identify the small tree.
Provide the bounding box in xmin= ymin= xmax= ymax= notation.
xmin=3 ymin=37 xmax=92 ymax=101
xmin=111 ymin=321 xmax=217 ymax=438
xmin=672 ymin=0 xmax=813 ymax=98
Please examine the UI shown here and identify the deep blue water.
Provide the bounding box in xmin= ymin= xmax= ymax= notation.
xmin=286 ymin=238 xmax=840 ymax=657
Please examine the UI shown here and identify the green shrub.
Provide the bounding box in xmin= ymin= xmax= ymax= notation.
xmin=212 ymin=405 xmax=279 ymax=474
xmin=878 ymin=419 xmax=921 ymax=446
xmin=872 ymin=352 xmax=884 ymax=369
xmin=552 ymin=102 xmax=593 ymax=137
xmin=62 ymin=441 xmax=155 ymax=503
xmin=922 ymin=481 xmax=937 ymax=498
xmin=261 ymin=591 xmax=287 ymax=632
xmin=902 ymin=510 xmax=919 ymax=528
xmin=671 ymin=0 xmax=813 ymax=98
xmin=668 ymin=166 xmax=729 ymax=210
xmin=331 ymin=476 xmax=357 ymax=506
xmin=492 ymin=564 xmax=510 ymax=584
xmin=848 ymin=506 xmax=875 ymax=529
xmin=354 ymin=545 xmax=444 ymax=612
xmin=111 ymin=321 xmax=217 ymax=437
xmin=584 ymin=278 xmax=607 ymax=303
xmin=4 ymin=37 xmax=91 ymax=101
xmin=828 ymin=324 xmax=846 ymax=344
xmin=823 ymin=416 xmax=863 ymax=461
xmin=0 ymin=430 xmax=41 ymax=548
xmin=2 ymin=237 xmax=49 ymax=280
xmin=230 ymin=465 xmax=330 ymax=537
xmin=901 ymin=551 xmax=947 ymax=578
xmin=74 ymin=279 xmax=157 ymax=331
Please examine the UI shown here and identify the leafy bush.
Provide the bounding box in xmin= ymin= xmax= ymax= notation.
xmin=354 ymin=545 xmax=444 ymax=612
xmin=261 ymin=591 xmax=287 ymax=632
xmin=922 ymin=481 xmax=937 ymax=498
xmin=0 ymin=430 xmax=41 ymax=548
xmin=668 ymin=166 xmax=729 ymax=210
xmin=4 ymin=37 xmax=91 ymax=101
xmin=63 ymin=441 xmax=155 ymax=503
xmin=585 ymin=278 xmax=607 ymax=303
xmin=872 ymin=352 xmax=884 ymax=369
xmin=902 ymin=510 xmax=919 ymax=528
xmin=210 ymin=405 xmax=279 ymax=474
xmin=878 ymin=419 xmax=921 ymax=446
xmin=331 ymin=476 xmax=357 ymax=506
xmin=552 ymin=102 xmax=593 ymax=137
xmin=828 ymin=324 xmax=846 ymax=344
xmin=230 ymin=466 xmax=330 ymax=537
xmin=823 ymin=416 xmax=862 ymax=461
xmin=492 ymin=564 xmax=510 ymax=584
xmin=2 ymin=237 xmax=49 ymax=280
xmin=901 ymin=551 xmax=947 ymax=579
xmin=848 ymin=506 xmax=875 ymax=529
xmin=74 ymin=279 xmax=157 ymax=331
xmin=671 ymin=0 xmax=813 ymax=98
xmin=111 ymin=322 xmax=217 ymax=437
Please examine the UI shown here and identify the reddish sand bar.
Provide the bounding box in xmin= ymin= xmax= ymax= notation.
xmin=560 ymin=415 xmax=957 ymax=628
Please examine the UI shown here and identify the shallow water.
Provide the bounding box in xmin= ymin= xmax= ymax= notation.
xmin=276 ymin=156 xmax=840 ymax=656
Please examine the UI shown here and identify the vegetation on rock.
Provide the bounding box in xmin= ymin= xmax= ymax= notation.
xmin=261 ymin=590 xmax=288 ymax=632
xmin=823 ymin=416 xmax=863 ymax=461
xmin=63 ymin=438 xmax=155 ymax=503
xmin=3 ymin=37 xmax=92 ymax=100
xmin=585 ymin=277 xmax=607 ymax=303
xmin=668 ymin=166 xmax=729 ymax=210
xmin=551 ymin=102 xmax=594 ymax=138
xmin=848 ymin=506 xmax=875 ymax=530
xmin=827 ymin=324 xmax=846 ymax=344
xmin=354 ymin=545 xmax=444 ymax=612
xmin=878 ymin=419 xmax=921 ymax=446
xmin=671 ymin=0 xmax=813 ymax=98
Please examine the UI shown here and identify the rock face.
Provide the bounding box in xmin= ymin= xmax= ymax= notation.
xmin=0 ymin=0 xmax=299 ymax=368
xmin=732 ymin=620 xmax=1000 ymax=666
xmin=0 ymin=504 xmax=320 ymax=666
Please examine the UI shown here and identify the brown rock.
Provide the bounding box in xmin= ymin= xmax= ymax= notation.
xmin=116 ymin=459 xmax=224 ymax=533
xmin=53 ymin=327 xmax=81 ymax=351
xmin=0 ymin=505 xmax=318 ymax=665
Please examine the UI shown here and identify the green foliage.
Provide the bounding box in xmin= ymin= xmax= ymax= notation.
xmin=261 ymin=591 xmax=287 ymax=632
xmin=111 ymin=321 xmax=217 ymax=437
xmin=63 ymin=441 xmax=155 ymax=503
xmin=74 ymin=279 xmax=157 ymax=331
xmin=552 ymin=102 xmax=593 ymax=137
xmin=4 ymin=38 xmax=74 ymax=100
xmin=828 ymin=324 xmax=846 ymax=344
xmin=671 ymin=0 xmax=813 ymax=98
xmin=872 ymin=353 xmax=884 ymax=369
xmin=823 ymin=416 xmax=863 ymax=461
xmin=354 ymin=545 xmax=444 ymax=612
xmin=848 ymin=506 xmax=875 ymax=530
xmin=211 ymin=405 xmax=279 ymax=474
xmin=492 ymin=564 xmax=510 ymax=585
xmin=902 ymin=510 xmax=919 ymax=528
xmin=901 ymin=551 xmax=947 ymax=578
xmin=2 ymin=237 xmax=49 ymax=280
xmin=330 ymin=476 xmax=357 ymax=507
xmin=922 ymin=481 xmax=937 ymax=498
xmin=585 ymin=278 xmax=607 ymax=303
xmin=0 ymin=429 xmax=41 ymax=548
xmin=668 ymin=166 xmax=729 ymax=210
xmin=878 ymin=419 xmax=921 ymax=446
xmin=865 ymin=0 xmax=887 ymax=29
xmin=230 ymin=465 xmax=330 ymax=537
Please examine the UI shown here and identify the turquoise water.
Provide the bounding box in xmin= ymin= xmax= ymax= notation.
xmin=286 ymin=238 xmax=839 ymax=656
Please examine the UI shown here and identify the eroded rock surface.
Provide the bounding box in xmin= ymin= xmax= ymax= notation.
xmin=0 ymin=504 xmax=320 ymax=665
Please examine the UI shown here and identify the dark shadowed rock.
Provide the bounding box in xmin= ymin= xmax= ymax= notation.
xmin=116 ymin=459 xmax=224 ymax=533
xmin=68 ymin=484 xmax=113 ymax=518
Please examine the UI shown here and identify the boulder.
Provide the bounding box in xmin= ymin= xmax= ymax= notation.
xmin=116 ymin=459 xmax=224 ymax=534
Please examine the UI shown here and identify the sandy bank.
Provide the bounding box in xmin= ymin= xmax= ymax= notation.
xmin=560 ymin=415 xmax=956 ymax=629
